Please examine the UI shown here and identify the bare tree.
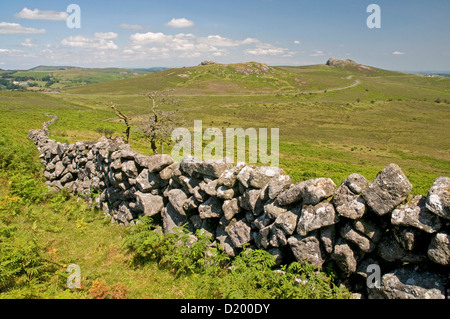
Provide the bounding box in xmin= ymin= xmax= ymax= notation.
xmin=140 ymin=91 xmax=180 ymax=155
xmin=110 ymin=103 xmax=131 ymax=144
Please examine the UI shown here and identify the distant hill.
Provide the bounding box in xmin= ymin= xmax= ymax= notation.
xmin=29 ymin=65 xmax=78 ymax=71
xmin=132 ymin=67 xmax=169 ymax=73
xmin=29 ymin=65 xmax=169 ymax=73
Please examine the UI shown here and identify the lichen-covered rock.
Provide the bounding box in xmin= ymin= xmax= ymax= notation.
xmin=116 ymin=201 xmax=134 ymax=225
xmin=275 ymin=182 xmax=304 ymax=206
xmin=222 ymin=198 xmax=239 ymax=220
xmin=216 ymin=224 xmax=237 ymax=257
xmin=198 ymin=196 xmax=223 ymax=219
xmin=252 ymin=213 xmax=272 ymax=230
xmin=136 ymin=169 xmax=163 ymax=192
xmin=377 ymin=233 xmax=427 ymax=263
xmin=167 ymin=189 xmax=188 ymax=216
xmin=340 ymin=223 xmax=376 ymax=253
xmin=159 ymin=162 xmax=179 ymax=180
xmin=391 ymin=195 xmax=441 ymax=233
xmin=266 ymin=174 xmax=292 ymax=200
xmin=353 ymin=218 xmax=383 ymax=244
xmin=225 ymin=219 xmax=251 ymax=248
xmin=288 ymin=233 xmax=325 ymax=267
xmin=134 ymin=191 xmax=164 ymax=217
xmin=178 ymin=175 xmax=201 ymax=195
xmin=276 ymin=177 xmax=336 ymax=207
xmin=274 ymin=208 xmax=300 ymax=235
xmin=368 ymin=267 xmax=447 ymax=299
xmin=162 ymin=202 xmax=188 ymax=234
xmin=54 ymin=161 xmax=65 ymax=178
xmin=302 ymin=178 xmax=336 ymax=205
xmin=239 ymin=189 xmax=264 ymax=216
xmin=216 ymin=185 xmax=236 ymax=200
xmin=218 ymin=162 xmax=246 ymax=187
xmin=236 ymin=165 xmax=254 ymax=188
xmin=362 ymin=164 xmax=412 ymax=216
xmin=426 ymin=176 xmax=450 ymax=220
xmin=197 ymin=158 xmax=234 ymax=178
xmin=393 ymin=227 xmax=427 ymax=252
xmin=264 ymin=199 xmax=288 ymax=220
xmin=427 ymin=231 xmax=450 ymax=266
xmin=121 ymin=160 xmax=138 ymax=178
xmin=135 ymin=154 xmax=173 ymax=172
xmin=254 ymin=225 xmax=271 ymax=249
xmin=202 ymin=179 xmax=218 ymax=197
xmin=332 ymin=174 xmax=368 ymax=219
xmin=248 ymin=166 xmax=285 ymax=189
xmin=179 ymin=156 xmax=203 ymax=176
xmin=297 ymin=201 xmax=338 ymax=236
xmin=268 ymin=225 xmax=288 ymax=247
xmin=319 ymin=225 xmax=335 ymax=254
xmin=331 ymin=238 xmax=358 ymax=275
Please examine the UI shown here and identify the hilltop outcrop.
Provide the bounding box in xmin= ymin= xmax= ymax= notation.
xmin=326 ymin=57 xmax=373 ymax=71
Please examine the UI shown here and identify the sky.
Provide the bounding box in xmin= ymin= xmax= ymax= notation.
xmin=0 ymin=0 xmax=449 ymax=71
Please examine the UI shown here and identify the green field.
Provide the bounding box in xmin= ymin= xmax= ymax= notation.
xmin=0 ymin=60 xmax=449 ymax=298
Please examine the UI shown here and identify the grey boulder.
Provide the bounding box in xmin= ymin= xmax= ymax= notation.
xmin=426 ymin=176 xmax=450 ymax=220
xmin=368 ymin=267 xmax=446 ymax=299
xmin=362 ymin=164 xmax=412 ymax=216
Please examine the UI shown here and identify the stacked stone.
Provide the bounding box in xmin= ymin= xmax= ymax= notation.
xmin=29 ymin=122 xmax=449 ymax=299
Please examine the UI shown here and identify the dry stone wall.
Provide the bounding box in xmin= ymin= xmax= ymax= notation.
xmin=29 ymin=117 xmax=450 ymax=299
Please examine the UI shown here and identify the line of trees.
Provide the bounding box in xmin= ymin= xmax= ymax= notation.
xmin=0 ymin=79 xmax=21 ymax=90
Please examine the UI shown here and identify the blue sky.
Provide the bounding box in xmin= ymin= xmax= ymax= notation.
xmin=0 ymin=0 xmax=449 ymax=71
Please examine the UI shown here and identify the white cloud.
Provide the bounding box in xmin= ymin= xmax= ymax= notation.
xmin=21 ymin=38 xmax=38 ymax=48
xmin=293 ymin=40 xmax=300 ymax=44
xmin=130 ymin=32 xmax=172 ymax=44
xmin=130 ymin=32 xmax=259 ymax=57
xmin=15 ymin=7 xmax=68 ymax=21
xmin=129 ymin=30 xmax=292 ymax=61
xmin=310 ymin=50 xmax=325 ymax=56
xmin=202 ymin=35 xmax=239 ymax=47
xmin=241 ymin=38 xmax=260 ymax=45
xmin=20 ymin=28 xmax=298 ymax=68
xmin=0 ymin=48 xmax=25 ymax=55
xmin=244 ymin=47 xmax=286 ymax=56
xmin=166 ymin=18 xmax=194 ymax=28
xmin=244 ymin=42 xmax=289 ymax=56
xmin=392 ymin=51 xmax=405 ymax=55
xmin=61 ymin=33 xmax=118 ymax=50
xmin=199 ymin=35 xmax=259 ymax=47
xmin=0 ymin=22 xmax=45 ymax=34
xmin=120 ymin=24 xmax=143 ymax=30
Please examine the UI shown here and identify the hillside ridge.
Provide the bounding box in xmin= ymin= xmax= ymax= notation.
xmin=63 ymin=59 xmax=409 ymax=95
